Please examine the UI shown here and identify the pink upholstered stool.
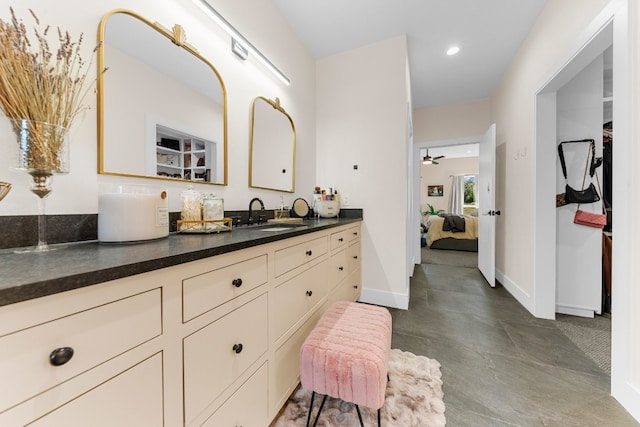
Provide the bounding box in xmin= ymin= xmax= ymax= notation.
xmin=300 ymin=301 xmax=392 ymax=427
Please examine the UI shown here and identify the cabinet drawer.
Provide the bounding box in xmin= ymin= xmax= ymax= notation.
xmin=183 ymin=293 xmax=268 ymax=425
xmin=202 ymin=362 xmax=268 ymax=427
xmin=183 ymin=254 xmax=267 ymax=322
xmin=333 ymin=269 xmax=362 ymax=303
xmin=272 ymin=260 xmax=328 ymax=341
xmin=329 ymin=247 xmax=348 ymax=289
xmin=348 ymin=241 xmax=361 ymax=273
xmin=0 ymin=289 xmax=161 ymax=413
xmin=330 ymin=229 xmax=349 ymax=251
xmin=275 ymin=236 xmax=328 ymax=277
xmin=347 ymin=225 xmax=361 ymax=243
xmin=29 ymin=353 xmax=163 ymax=426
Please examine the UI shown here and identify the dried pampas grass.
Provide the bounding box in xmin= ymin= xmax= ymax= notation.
xmin=0 ymin=8 xmax=98 ymax=169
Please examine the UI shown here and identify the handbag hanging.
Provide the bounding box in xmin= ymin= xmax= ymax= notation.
xmin=572 ymin=144 xmax=606 ymax=229
xmin=557 ymin=139 xmax=601 ymax=205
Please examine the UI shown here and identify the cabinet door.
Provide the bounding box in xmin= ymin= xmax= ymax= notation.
xmin=183 ymin=294 xmax=268 ymax=425
xmin=202 ymin=363 xmax=268 ymax=427
xmin=29 ymin=353 xmax=163 ymax=427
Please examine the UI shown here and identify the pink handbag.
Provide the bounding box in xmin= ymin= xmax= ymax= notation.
xmin=574 ymin=209 xmax=606 ymax=228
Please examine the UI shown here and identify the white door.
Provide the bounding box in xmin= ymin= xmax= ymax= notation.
xmin=478 ymin=124 xmax=497 ymax=287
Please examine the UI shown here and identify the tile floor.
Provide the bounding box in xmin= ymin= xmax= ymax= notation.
xmin=389 ymin=263 xmax=639 ymax=426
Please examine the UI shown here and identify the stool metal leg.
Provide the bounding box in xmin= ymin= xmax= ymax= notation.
xmin=378 ymin=407 xmax=381 ymax=427
xmin=306 ymin=392 xmax=328 ymax=427
xmin=305 ymin=391 xmax=316 ymax=427
xmin=355 ymin=404 xmax=365 ymax=427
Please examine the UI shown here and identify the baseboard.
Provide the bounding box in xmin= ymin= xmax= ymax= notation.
xmin=556 ymin=304 xmax=596 ymax=318
xmin=612 ymin=378 xmax=640 ymax=423
xmin=495 ymin=269 xmax=535 ymax=315
xmin=359 ymin=287 xmax=409 ymax=310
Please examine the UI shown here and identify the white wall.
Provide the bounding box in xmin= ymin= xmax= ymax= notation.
xmin=413 ymin=98 xmax=492 ymax=142
xmin=491 ymin=0 xmax=639 ymax=420
xmin=0 ymin=0 xmax=316 ymax=215
xmin=316 ymin=36 xmax=411 ymax=309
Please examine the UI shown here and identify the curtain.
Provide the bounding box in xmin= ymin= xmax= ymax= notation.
xmin=449 ymin=175 xmax=464 ymax=215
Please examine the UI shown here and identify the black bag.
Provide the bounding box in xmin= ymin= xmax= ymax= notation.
xmin=565 ymin=182 xmax=600 ymax=204
xmin=557 ymin=139 xmax=602 ymax=205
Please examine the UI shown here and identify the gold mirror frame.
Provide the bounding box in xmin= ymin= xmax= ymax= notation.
xmin=97 ymin=9 xmax=228 ymax=185
xmin=248 ymin=97 xmax=296 ymax=192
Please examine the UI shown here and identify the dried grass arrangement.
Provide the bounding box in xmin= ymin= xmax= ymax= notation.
xmin=0 ymin=8 xmax=97 ymax=170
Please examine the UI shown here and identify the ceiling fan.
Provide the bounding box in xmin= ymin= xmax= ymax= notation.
xmin=421 ymin=149 xmax=445 ymax=165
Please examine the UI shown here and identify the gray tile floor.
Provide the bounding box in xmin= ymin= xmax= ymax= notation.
xmin=389 ymin=263 xmax=639 ymax=426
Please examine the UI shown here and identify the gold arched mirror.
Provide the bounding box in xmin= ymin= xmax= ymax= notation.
xmin=97 ymin=9 xmax=227 ymax=185
xmin=249 ymin=97 xmax=296 ymax=192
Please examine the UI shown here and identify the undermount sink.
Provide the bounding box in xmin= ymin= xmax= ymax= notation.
xmin=257 ymin=226 xmax=295 ymax=232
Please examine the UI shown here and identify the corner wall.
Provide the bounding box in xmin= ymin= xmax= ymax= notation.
xmin=316 ymin=36 xmax=411 ymax=309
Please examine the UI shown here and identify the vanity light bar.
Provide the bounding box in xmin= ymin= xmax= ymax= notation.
xmin=192 ymin=0 xmax=291 ymax=85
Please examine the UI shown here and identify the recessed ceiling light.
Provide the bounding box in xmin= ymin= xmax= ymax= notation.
xmin=446 ymin=46 xmax=460 ymax=56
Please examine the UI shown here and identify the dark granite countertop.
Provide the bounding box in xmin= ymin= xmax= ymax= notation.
xmin=0 ymin=217 xmax=362 ymax=307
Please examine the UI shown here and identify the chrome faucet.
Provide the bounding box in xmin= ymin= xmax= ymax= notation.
xmin=248 ymin=197 xmax=265 ymax=225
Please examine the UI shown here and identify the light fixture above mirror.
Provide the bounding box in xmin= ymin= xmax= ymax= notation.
xmin=191 ymin=0 xmax=290 ymax=85
xmin=97 ymin=9 xmax=228 ymax=185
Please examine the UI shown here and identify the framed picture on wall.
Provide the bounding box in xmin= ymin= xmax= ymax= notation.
xmin=428 ymin=185 xmax=444 ymax=197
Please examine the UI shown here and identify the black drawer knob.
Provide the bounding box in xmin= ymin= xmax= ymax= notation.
xmin=306 ymin=250 xmax=313 ymax=256
xmin=338 ymin=266 xmax=344 ymax=271
xmin=232 ymin=278 xmax=243 ymax=288
xmin=353 ymin=232 xmax=358 ymax=236
xmin=306 ymin=290 xmax=313 ymax=297
xmin=233 ymin=343 xmax=243 ymax=354
xmin=50 ymin=347 xmax=74 ymax=366
xmin=353 ymin=285 xmax=359 ymax=289
xmin=353 ymin=255 xmax=358 ymax=259
xmin=338 ymin=237 xmax=344 ymax=242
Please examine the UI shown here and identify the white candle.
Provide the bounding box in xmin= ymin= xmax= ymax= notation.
xmin=98 ymin=192 xmax=169 ymax=242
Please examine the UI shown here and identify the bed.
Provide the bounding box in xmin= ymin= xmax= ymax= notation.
xmin=425 ymin=215 xmax=478 ymax=252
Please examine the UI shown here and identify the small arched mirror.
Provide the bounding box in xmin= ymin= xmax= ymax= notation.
xmin=249 ymin=97 xmax=296 ymax=192
xmin=97 ymin=9 xmax=227 ymax=185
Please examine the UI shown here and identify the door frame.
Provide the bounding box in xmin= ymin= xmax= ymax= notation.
xmin=412 ymin=136 xmax=481 ymax=264
xmin=532 ymin=0 xmax=639 ymax=417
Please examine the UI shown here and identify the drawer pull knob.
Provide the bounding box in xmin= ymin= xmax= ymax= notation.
xmin=353 ymin=232 xmax=358 ymax=235
xmin=232 ymin=278 xmax=243 ymax=288
xmin=306 ymin=290 xmax=313 ymax=297
xmin=306 ymin=250 xmax=313 ymax=256
xmin=338 ymin=266 xmax=344 ymax=271
xmin=338 ymin=237 xmax=344 ymax=242
xmin=353 ymin=256 xmax=358 ymax=259
xmin=49 ymin=347 xmax=74 ymax=366
xmin=353 ymin=285 xmax=359 ymax=289
xmin=232 ymin=343 xmax=243 ymax=354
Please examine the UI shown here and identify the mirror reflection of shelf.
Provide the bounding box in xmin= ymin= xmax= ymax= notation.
xmin=155 ymin=125 xmax=215 ymax=182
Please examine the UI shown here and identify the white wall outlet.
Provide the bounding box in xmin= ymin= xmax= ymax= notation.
xmin=343 ymin=194 xmax=350 ymax=206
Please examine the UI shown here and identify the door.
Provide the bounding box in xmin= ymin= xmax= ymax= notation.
xmin=478 ymin=124 xmax=497 ymax=287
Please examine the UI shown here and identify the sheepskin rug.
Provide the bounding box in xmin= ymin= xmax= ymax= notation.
xmin=272 ymin=349 xmax=446 ymax=426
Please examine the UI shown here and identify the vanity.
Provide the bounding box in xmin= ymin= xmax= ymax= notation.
xmin=0 ymin=218 xmax=361 ymax=426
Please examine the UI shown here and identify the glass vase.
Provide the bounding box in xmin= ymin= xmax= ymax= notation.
xmin=12 ymin=119 xmax=69 ymax=253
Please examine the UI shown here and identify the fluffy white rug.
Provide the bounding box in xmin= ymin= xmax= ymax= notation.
xmin=272 ymin=349 xmax=446 ymax=426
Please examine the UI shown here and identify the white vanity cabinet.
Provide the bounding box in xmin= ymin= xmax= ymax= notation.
xmin=0 ymin=221 xmax=361 ymax=427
